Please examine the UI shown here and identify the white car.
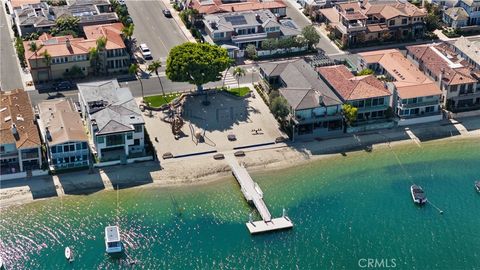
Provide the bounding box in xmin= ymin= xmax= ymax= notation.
xmin=140 ymin=43 xmax=152 ymax=59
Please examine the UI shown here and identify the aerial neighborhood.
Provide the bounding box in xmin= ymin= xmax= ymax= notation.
xmin=1 ymin=0 xmax=480 ymax=184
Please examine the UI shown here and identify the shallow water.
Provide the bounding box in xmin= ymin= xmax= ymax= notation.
xmin=1 ymin=139 xmax=479 ymax=269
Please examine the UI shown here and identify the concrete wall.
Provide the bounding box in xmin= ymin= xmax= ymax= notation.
xmin=397 ymin=114 xmax=443 ymax=126
xmin=0 ymin=169 xmax=48 ymax=181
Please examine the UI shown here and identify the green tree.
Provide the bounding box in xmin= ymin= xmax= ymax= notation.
xmin=357 ymin=68 xmax=374 ymax=76
xmin=425 ymin=12 xmax=440 ymax=31
xmin=245 ymin=44 xmax=258 ymax=60
xmin=147 ymin=60 xmax=165 ymax=97
xmin=121 ymin=23 xmax=134 ymax=42
xmin=129 ymin=63 xmax=145 ymax=98
xmin=261 ymin=39 xmax=277 ymax=53
xmin=15 ymin=37 xmax=26 ymax=67
xmin=166 ymin=42 xmax=231 ymax=91
xmin=89 ymin=37 xmax=108 ymax=75
xmin=301 ymin=25 xmax=320 ymax=50
xmin=51 ymin=16 xmax=80 ymax=37
xmin=41 ymin=50 xmax=52 ymax=81
xmin=232 ymin=67 xmax=246 ymax=87
xmin=342 ymin=104 xmax=358 ymax=132
xmin=269 ymin=96 xmax=290 ymax=122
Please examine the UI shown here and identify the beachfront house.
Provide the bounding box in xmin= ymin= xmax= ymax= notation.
xmin=77 ymin=80 xmax=146 ymax=163
xmin=406 ymin=43 xmax=480 ymax=112
xmin=358 ymin=49 xmax=443 ymax=126
xmin=317 ymin=65 xmax=394 ymax=132
xmin=0 ymin=89 xmax=45 ymax=180
xmin=37 ymin=99 xmax=90 ymax=171
xmin=190 ymin=0 xmax=287 ymax=16
xmin=259 ymin=59 xmax=343 ymax=138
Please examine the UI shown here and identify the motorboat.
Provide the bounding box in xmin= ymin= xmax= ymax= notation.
xmin=475 ymin=181 xmax=480 ymax=193
xmin=410 ymin=185 xmax=427 ymax=205
xmin=105 ymin=226 xmax=123 ymax=254
xmin=65 ymin=246 xmax=72 ymax=261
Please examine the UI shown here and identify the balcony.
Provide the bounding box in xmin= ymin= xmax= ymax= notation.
xmin=21 ymin=152 xmax=39 ymax=160
xmin=398 ymin=100 xmax=439 ymax=109
xmin=231 ymin=32 xmax=268 ymax=43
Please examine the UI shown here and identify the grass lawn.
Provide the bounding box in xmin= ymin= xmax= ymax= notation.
xmin=144 ymin=93 xmax=181 ymax=107
xmin=227 ymin=87 xmax=250 ymax=97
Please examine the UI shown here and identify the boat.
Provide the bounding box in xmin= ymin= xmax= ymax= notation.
xmin=410 ymin=185 xmax=427 ymax=205
xmin=475 ymin=181 xmax=480 ymax=192
xmin=105 ymin=225 xmax=123 ymax=254
xmin=64 ymin=247 xmax=72 ymax=261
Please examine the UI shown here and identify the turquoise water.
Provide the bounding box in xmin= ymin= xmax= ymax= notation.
xmin=1 ymin=139 xmax=479 ymax=269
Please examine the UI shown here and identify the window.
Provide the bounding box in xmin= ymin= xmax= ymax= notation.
xmin=134 ymin=139 xmax=140 ymax=146
xmin=51 ymin=146 xmax=57 ymax=153
xmin=451 ymin=85 xmax=458 ymax=92
xmin=64 ymin=145 xmax=69 ymax=152
xmin=97 ymin=136 xmax=104 ymax=143
xmin=0 ymin=146 xmax=4 ymax=153
xmin=106 ymin=134 xmax=125 ymax=146
xmin=127 ymin=133 xmax=133 ymax=140
xmin=373 ymin=98 xmax=379 ymax=106
xmin=76 ymin=143 xmax=82 ymax=151
xmin=134 ymin=125 xmax=142 ymax=133
xmin=83 ymin=155 xmax=88 ymax=161
xmin=69 ymin=144 xmax=75 ymax=152
xmin=389 ymin=20 xmax=395 ymax=26
xmin=82 ymin=142 xmax=88 ymax=149
xmin=402 ymin=18 xmax=407 ymax=24
xmin=57 ymin=145 xmax=63 ymax=153
xmin=213 ymin=32 xmax=224 ymax=39
xmin=425 ymin=106 xmax=434 ymax=113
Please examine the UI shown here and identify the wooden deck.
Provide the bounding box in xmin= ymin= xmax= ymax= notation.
xmin=227 ymin=155 xmax=293 ymax=234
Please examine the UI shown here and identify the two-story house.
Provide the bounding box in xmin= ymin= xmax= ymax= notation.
xmin=24 ymin=23 xmax=129 ymax=82
xmin=0 ymin=89 xmax=43 ymax=180
xmin=77 ymin=80 xmax=145 ymax=163
xmin=260 ymin=59 xmax=343 ymax=138
xmin=191 ymin=0 xmax=287 ymax=17
xmin=406 ymin=43 xmax=480 ymax=111
xmin=450 ymin=36 xmax=480 ymax=69
xmin=203 ymin=10 xmax=301 ymax=51
xmin=359 ymin=49 xmax=443 ymax=126
xmin=37 ymin=99 xmax=90 ymax=171
xmin=456 ymin=0 xmax=480 ymax=25
xmin=317 ymin=65 xmax=393 ymax=130
xmin=12 ymin=2 xmax=55 ymax=37
xmin=321 ymin=0 xmax=426 ymax=47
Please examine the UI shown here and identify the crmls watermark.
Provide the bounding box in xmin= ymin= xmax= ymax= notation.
xmin=358 ymin=258 xmax=397 ymax=268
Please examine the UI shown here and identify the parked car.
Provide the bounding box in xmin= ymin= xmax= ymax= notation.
xmin=163 ymin=9 xmax=172 ymax=17
xmin=140 ymin=43 xmax=152 ymax=60
xmin=53 ymin=81 xmax=73 ymax=91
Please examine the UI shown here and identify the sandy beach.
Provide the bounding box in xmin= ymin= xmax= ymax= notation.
xmin=1 ymin=115 xmax=479 ymax=209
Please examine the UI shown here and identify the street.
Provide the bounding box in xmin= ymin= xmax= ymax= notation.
xmin=0 ymin=6 xmax=23 ymax=90
xmin=126 ymin=0 xmax=188 ymax=64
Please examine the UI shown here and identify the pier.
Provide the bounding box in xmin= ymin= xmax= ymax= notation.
xmin=226 ymin=155 xmax=293 ymax=234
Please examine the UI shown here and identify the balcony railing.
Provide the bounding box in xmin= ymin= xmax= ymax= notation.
xmin=398 ymin=100 xmax=439 ymax=109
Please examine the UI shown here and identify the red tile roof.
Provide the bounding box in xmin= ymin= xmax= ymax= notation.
xmin=318 ymin=65 xmax=391 ymax=101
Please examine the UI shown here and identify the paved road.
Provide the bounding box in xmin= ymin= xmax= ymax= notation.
xmin=283 ymin=0 xmax=340 ymax=55
xmin=0 ymin=7 xmax=23 ymax=90
xmin=28 ymin=69 xmax=260 ymax=105
xmin=126 ymin=0 xmax=188 ymax=64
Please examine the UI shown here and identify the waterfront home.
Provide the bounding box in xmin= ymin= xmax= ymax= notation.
xmin=37 ymin=99 xmax=90 ymax=171
xmin=203 ymin=10 xmax=301 ymax=52
xmin=24 ymin=23 xmax=129 ymax=82
xmin=406 ymin=43 xmax=480 ymax=112
xmin=443 ymin=7 xmax=469 ymax=28
xmin=320 ymin=0 xmax=427 ymax=47
xmin=190 ymin=0 xmax=287 ymax=16
xmin=259 ymin=59 xmax=343 ymax=138
xmin=358 ymin=49 xmax=443 ymax=126
xmin=317 ymin=65 xmax=393 ymax=131
xmin=0 ymin=89 xmax=44 ymax=180
xmin=456 ymin=0 xmax=480 ymax=25
xmin=77 ymin=80 xmax=146 ymax=163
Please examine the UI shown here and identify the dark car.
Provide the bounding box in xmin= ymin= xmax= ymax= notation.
xmin=163 ymin=9 xmax=172 ymax=17
xmin=53 ymin=81 xmax=73 ymax=91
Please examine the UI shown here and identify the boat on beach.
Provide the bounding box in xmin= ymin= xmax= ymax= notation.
xmin=475 ymin=181 xmax=480 ymax=193
xmin=105 ymin=226 xmax=123 ymax=254
xmin=410 ymin=185 xmax=427 ymax=205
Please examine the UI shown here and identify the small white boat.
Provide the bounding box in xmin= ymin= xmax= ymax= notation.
xmin=411 ymin=185 xmax=427 ymax=205
xmin=65 ymin=247 xmax=71 ymax=261
xmin=475 ymin=181 xmax=480 ymax=193
xmin=105 ymin=226 xmax=123 ymax=254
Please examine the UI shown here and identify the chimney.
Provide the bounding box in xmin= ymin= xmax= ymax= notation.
xmin=11 ymin=123 xmax=19 ymax=141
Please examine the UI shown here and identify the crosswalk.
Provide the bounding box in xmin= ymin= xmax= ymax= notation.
xmin=222 ymin=70 xmax=238 ymax=88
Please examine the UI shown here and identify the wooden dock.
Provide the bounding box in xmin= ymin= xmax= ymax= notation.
xmin=226 ymin=155 xmax=293 ymax=234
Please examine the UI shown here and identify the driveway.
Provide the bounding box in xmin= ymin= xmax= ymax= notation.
xmin=126 ymin=0 xmax=189 ymax=64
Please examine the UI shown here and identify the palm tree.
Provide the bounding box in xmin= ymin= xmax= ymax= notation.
xmin=147 ymin=60 xmax=165 ymax=97
xmin=232 ymin=67 xmax=246 ymax=87
xmin=28 ymin=42 xmax=43 ymax=72
xmin=89 ymin=47 xmax=99 ymax=75
xmin=129 ymin=63 xmax=144 ymax=99
xmin=41 ymin=50 xmax=52 ymax=81
xmin=121 ymin=23 xmax=134 ymax=43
